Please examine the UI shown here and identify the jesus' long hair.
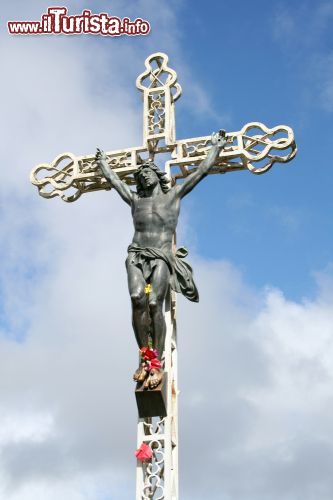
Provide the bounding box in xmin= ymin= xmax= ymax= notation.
xmin=134 ymin=161 xmax=171 ymax=197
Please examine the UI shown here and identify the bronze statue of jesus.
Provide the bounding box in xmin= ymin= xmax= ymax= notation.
xmin=95 ymin=132 xmax=226 ymax=389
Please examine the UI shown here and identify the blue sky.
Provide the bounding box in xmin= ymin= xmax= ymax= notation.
xmin=176 ymin=1 xmax=333 ymax=300
xmin=1 ymin=1 xmax=333 ymax=499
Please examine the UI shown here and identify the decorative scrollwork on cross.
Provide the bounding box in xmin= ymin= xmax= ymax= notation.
xmin=30 ymin=152 xmax=83 ymax=202
xmin=237 ymin=122 xmax=296 ymax=172
xmin=30 ymin=148 xmax=146 ymax=202
xmin=139 ymin=417 xmax=166 ymax=499
xmin=136 ymin=52 xmax=182 ymax=146
xmin=136 ymin=52 xmax=181 ymax=100
xmin=147 ymin=92 xmax=166 ymax=135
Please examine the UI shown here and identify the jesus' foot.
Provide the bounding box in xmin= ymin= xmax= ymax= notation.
xmin=133 ymin=363 xmax=148 ymax=383
xmin=144 ymin=368 xmax=163 ymax=390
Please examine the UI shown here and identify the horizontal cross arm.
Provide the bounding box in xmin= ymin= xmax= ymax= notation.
xmin=30 ymin=122 xmax=296 ymax=202
xmin=166 ymin=122 xmax=297 ymax=181
xmin=30 ymin=145 xmax=147 ymax=202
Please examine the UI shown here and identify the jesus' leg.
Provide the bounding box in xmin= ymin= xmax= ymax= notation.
xmin=144 ymin=260 xmax=170 ymax=389
xmin=126 ymin=261 xmax=150 ymax=382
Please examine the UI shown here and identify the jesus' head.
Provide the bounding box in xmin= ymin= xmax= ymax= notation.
xmin=134 ymin=161 xmax=170 ymax=197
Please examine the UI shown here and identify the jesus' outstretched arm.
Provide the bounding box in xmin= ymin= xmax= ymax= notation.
xmin=176 ymin=130 xmax=227 ymax=199
xmin=94 ymin=148 xmax=134 ymax=206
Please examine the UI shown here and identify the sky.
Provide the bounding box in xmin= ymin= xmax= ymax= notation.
xmin=1 ymin=1 xmax=333 ymax=499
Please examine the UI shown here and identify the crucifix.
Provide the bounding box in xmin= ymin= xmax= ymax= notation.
xmin=30 ymin=52 xmax=297 ymax=499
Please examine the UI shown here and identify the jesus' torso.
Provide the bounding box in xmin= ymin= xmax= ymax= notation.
xmin=131 ymin=188 xmax=180 ymax=251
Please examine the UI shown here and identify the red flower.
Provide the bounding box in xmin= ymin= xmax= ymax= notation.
xmin=144 ymin=357 xmax=162 ymax=372
xmin=135 ymin=442 xmax=153 ymax=461
xmin=149 ymin=358 xmax=162 ymax=370
xmin=140 ymin=347 xmax=158 ymax=361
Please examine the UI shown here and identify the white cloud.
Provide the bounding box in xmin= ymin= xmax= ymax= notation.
xmin=0 ymin=412 xmax=54 ymax=446
xmin=178 ymin=259 xmax=333 ymax=499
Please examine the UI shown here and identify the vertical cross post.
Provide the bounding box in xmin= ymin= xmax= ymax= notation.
xmin=135 ymin=289 xmax=178 ymax=499
xmin=134 ymin=54 xmax=182 ymax=500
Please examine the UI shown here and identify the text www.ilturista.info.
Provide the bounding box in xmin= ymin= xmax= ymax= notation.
xmin=7 ymin=7 xmax=150 ymax=36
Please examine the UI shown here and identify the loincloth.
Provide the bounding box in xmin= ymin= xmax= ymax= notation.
xmin=127 ymin=244 xmax=199 ymax=302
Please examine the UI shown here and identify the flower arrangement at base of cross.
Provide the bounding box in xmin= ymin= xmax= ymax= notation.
xmin=133 ymin=346 xmax=164 ymax=389
xmin=140 ymin=347 xmax=162 ymax=371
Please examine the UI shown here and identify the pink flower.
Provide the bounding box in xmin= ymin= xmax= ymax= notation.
xmin=135 ymin=442 xmax=153 ymax=461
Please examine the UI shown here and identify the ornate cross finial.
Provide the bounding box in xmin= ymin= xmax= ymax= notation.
xmin=136 ymin=52 xmax=181 ymax=147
